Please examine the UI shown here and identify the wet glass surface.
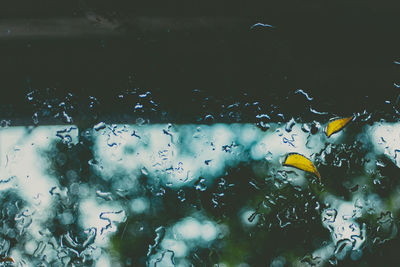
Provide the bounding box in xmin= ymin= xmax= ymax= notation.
xmin=2 ymin=1 xmax=400 ymax=266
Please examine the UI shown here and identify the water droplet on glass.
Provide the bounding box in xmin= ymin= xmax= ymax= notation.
xmin=94 ymin=122 xmax=106 ymax=131
xmin=334 ymin=239 xmax=354 ymax=260
xmin=194 ymin=178 xmax=207 ymax=191
xmin=177 ymin=190 xmax=186 ymax=202
xmin=285 ymin=118 xmax=296 ymax=133
xmin=323 ymin=208 xmax=337 ymax=223
xmin=0 ymin=120 xmax=11 ymax=128
xmin=32 ymin=112 xmax=39 ymax=125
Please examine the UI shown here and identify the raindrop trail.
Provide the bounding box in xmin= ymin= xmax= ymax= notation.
xmin=250 ymin=22 xmax=275 ymax=30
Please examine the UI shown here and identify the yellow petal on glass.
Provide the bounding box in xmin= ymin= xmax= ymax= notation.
xmin=325 ymin=116 xmax=353 ymax=138
xmin=283 ymin=153 xmax=321 ymax=181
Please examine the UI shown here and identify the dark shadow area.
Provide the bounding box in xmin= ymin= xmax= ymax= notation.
xmin=0 ymin=0 xmax=400 ymax=124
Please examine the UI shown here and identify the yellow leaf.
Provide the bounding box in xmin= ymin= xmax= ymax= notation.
xmin=326 ymin=116 xmax=353 ymax=138
xmin=283 ymin=153 xmax=321 ymax=181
